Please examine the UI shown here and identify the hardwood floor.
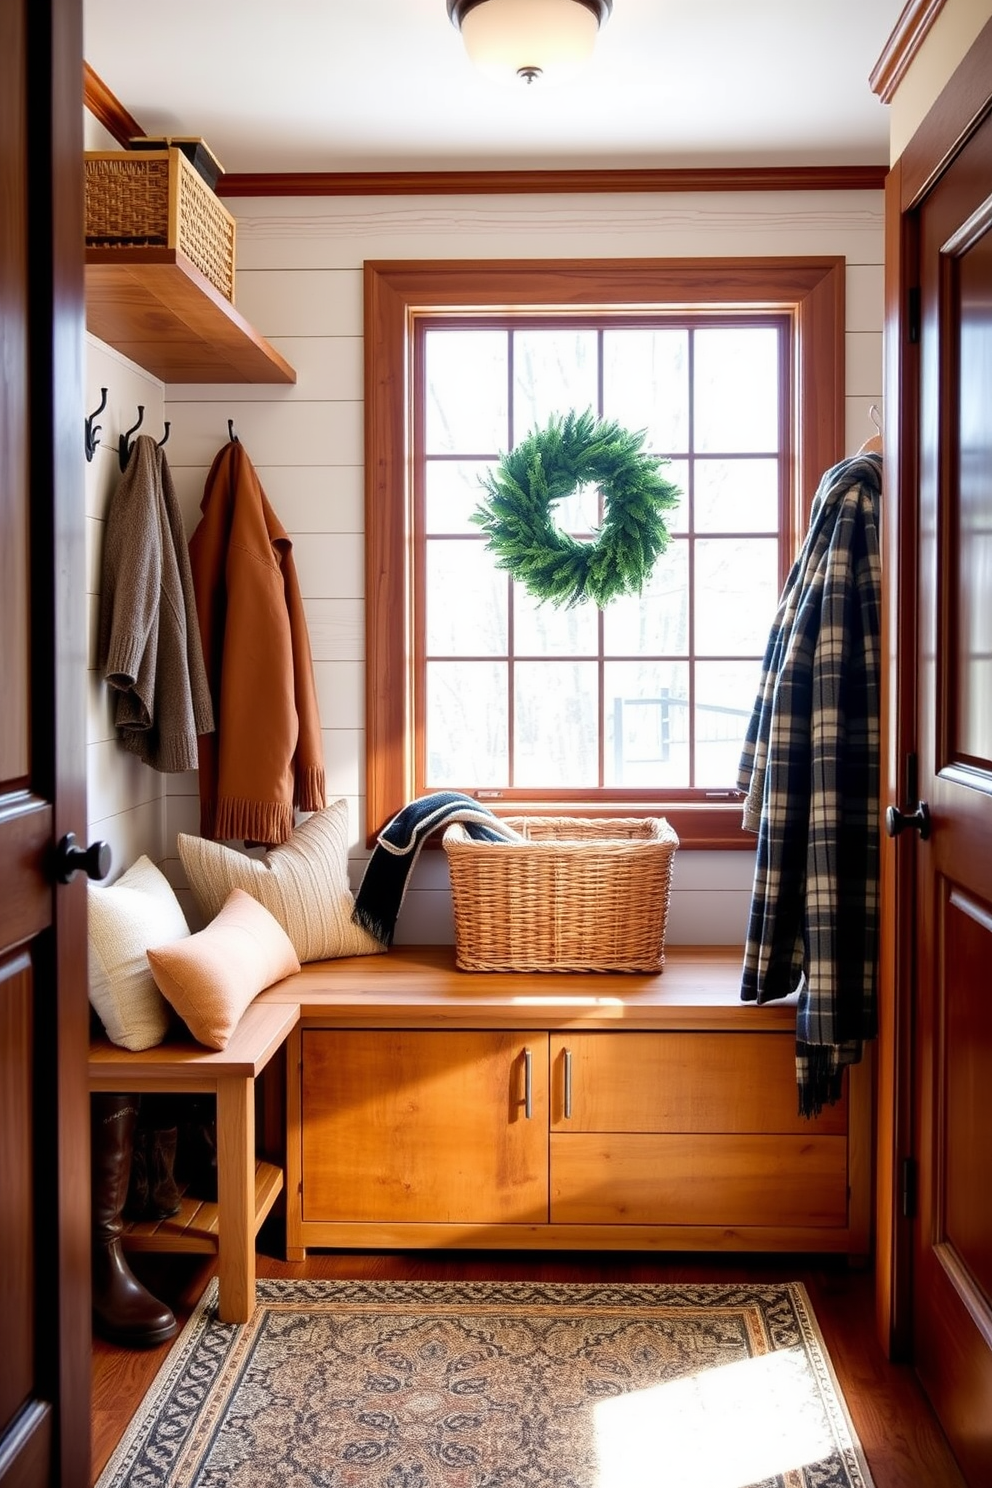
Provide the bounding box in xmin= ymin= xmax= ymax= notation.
xmin=91 ymin=1232 xmax=966 ymax=1488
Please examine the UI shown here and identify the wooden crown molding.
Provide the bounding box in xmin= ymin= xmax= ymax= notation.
xmin=83 ymin=61 xmax=143 ymax=144
xmin=869 ymin=0 xmax=946 ymax=104
xmin=81 ymin=62 xmax=885 ymax=197
xmin=217 ymin=165 xmax=886 ymax=197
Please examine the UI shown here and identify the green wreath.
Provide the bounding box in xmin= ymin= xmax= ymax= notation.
xmin=472 ymin=409 xmax=681 ymax=609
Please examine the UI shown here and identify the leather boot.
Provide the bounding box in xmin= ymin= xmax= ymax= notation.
xmin=91 ymin=1093 xmax=178 ymax=1348
xmin=126 ymin=1125 xmax=181 ymax=1221
xmin=177 ymin=1098 xmax=218 ymax=1202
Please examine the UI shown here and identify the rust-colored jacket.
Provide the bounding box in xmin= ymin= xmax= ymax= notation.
xmin=189 ymin=441 xmax=325 ymax=844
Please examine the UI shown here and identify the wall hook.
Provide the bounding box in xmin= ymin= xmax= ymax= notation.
xmin=868 ymin=403 xmax=882 ymax=432
xmin=85 ymin=387 xmax=108 ymax=462
xmin=228 ymin=418 xmax=239 ymax=443
xmin=119 ymin=406 xmax=145 ymax=470
xmin=119 ymin=407 xmax=170 ymax=471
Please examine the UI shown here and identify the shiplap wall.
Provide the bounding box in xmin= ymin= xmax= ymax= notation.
xmin=85 ymin=335 xmax=170 ymax=881
xmin=86 ymin=188 xmax=884 ymax=944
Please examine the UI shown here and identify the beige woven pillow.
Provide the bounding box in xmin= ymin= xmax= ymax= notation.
xmin=88 ymin=855 xmax=190 ymax=1050
xmin=147 ymin=889 xmax=300 ymax=1050
xmin=177 ymin=799 xmax=384 ymax=964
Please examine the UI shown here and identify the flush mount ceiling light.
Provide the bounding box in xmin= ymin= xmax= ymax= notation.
xmin=447 ymin=0 xmax=613 ymax=87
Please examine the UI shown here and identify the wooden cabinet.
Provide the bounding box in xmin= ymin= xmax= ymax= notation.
xmin=549 ymin=1032 xmax=847 ymax=1229
xmin=301 ymin=1029 xmax=548 ymax=1224
xmin=270 ymin=946 xmax=872 ymax=1258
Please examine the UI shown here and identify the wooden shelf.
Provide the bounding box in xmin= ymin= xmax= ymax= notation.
xmin=85 ymin=247 xmax=296 ymax=384
xmin=120 ymin=1159 xmax=284 ymax=1255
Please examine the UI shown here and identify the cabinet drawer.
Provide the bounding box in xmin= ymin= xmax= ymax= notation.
xmin=302 ymin=1029 xmax=548 ymax=1224
xmin=550 ymin=1032 xmax=846 ymax=1134
xmin=550 ymin=1133 xmax=849 ymax=1227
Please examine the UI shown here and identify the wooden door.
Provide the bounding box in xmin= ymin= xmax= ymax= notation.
xmin=301 ymin=1030 xmax=549 ymax=1223
xmin=910 ymin=104 xmax=992 ymax=1487
xmin=0 ymin=1 xmax=92 ymax=1486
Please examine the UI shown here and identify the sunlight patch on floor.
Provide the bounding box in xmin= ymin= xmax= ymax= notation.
xmin=593 ymin=1345 xmax=834 ymax=1488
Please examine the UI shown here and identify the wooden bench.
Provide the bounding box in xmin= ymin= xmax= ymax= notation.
xmin=88 ymin=1000 xmax=300 ymax=1324
xmin=258 ymin=945 xmax=872 ymax=1261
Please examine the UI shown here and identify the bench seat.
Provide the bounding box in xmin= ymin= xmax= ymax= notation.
xmin=89 ymin=1000 xmax=299 ymax=1323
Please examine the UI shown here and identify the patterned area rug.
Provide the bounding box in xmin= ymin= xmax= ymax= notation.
xmin=96 ymin=1279 xmax=876 ymax=1488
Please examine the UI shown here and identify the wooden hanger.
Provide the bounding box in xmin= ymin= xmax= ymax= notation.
xmin=858 ymin=404 xmax=882 ymax=455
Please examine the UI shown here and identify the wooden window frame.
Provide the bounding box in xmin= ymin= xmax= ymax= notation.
xmin=364 ymin=257 xmax=845 ymax=848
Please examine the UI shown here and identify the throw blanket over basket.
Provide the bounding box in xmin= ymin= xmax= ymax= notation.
xmin=443 ymin=816 xmax=679 ymax=973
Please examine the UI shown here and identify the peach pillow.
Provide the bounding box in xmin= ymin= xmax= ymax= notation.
xmin=146 ymin=888 xmax=300 ymax=1050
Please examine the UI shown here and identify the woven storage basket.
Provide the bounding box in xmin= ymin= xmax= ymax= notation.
xmin=84 ymin=148 xmax=236 ymax=302
xmin=443 ymin=816 xmax=679 ymax=973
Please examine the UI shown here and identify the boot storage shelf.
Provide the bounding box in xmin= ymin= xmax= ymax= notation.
xmin=88 ymin=1001 xmax=299 ymax=1323
xmin=258 ymin=946 xmax=872 ymax=1259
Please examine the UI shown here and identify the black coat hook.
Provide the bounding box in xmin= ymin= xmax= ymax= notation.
xmin=228 ymin=418 xmax=239 ymax=443
xmin=119 ymin=406 xmax=145 ymax=470
xmin=85 ymin=387 xmax=108 ymax=462
xmin=118 ymin=407 xmax=171 ymax=471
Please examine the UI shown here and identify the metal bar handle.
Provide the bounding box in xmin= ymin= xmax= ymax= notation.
xmin=524 ymin=1046 xmax=533 ymax=1119
xmin=563 ymin=1048 xmax=573 ymax=1120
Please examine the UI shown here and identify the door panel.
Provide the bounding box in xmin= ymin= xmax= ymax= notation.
xmin=0 ymin=1 xmax=90 ymax=1485
xmin=0 ymin=957 xmax=36 ymax=1442
xmin=954 ymin=225 xmax=992 ymax=763
xmin=942 ymin=893 xmax=992 ymax=1306
xmin=913 ymin=105 xmax=992 ymax=1488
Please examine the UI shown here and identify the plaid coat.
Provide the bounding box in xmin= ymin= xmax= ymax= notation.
xmin=738 ymin=453 xmax=882 ymax=1117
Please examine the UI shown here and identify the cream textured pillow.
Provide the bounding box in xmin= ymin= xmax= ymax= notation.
xmin=177 ymin=799 xmax=383 ymax=963
xmin=88 ymin=855 xmax=190 ymax=1051
xmin=146 ymin=889 xmax=300 ymax=1051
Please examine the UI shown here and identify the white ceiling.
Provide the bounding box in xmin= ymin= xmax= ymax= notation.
xmin=83 ymin=0 xmax=900 ymax=176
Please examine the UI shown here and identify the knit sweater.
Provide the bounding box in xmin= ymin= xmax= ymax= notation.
xmin=98 ymin=435 xmax=214 ymax=771
xmin=189 ymin=441 xmax=326 ymax=845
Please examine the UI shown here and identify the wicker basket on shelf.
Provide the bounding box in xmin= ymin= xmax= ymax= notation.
xmin=84 ymin=147 xmax=236 ymax=302
xmin=442 ymin=815 xmax=679 ymax=974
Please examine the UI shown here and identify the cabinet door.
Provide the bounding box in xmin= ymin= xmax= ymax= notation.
xmin=302 ymin=1030 xmax=548 ymax=1224
xmin=549 ymin=1032 xmax=846 ymax=1133
xmin=549 ymin=1032 xmax=848 ymax=1229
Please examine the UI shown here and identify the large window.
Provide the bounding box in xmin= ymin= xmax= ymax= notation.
xmin=365 ymin=260 xmax=845 ymax=847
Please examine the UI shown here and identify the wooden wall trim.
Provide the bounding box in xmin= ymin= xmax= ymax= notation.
xmin=364 ymin=256 xmax=845 ymax=846
xmin=876 ymin=154 xmax=920 ymax=1364
xmin=81 ymin=62 xmax=885 ymax=197
xmin=219 ymin=165 xmax=886 ymax=198
xmin=869 ymin=0 xmax=946 ymax=104
xmin=82 ymin=60 xmax=142 ymax=144
xmin=898 ymin=12 xmax=992 ymax=208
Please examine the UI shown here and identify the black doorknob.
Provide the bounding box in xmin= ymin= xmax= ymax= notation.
xmin=55 ymin=833 xmax=112 ymax=884
xmin=884 ymin=801 xmax=931 ymax=841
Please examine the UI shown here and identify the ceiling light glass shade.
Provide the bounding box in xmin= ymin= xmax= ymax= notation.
xmin=448 ymin=0 xmax=612 ymax=87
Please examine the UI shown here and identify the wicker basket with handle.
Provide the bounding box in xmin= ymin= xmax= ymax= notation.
xmin=442 ymin=815 xmax=679 ymax=973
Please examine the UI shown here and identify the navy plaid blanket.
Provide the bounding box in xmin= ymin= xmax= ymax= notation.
xmin=353 ymin=791 xmax=521 ymax=947
xmin=738 ymin=453 xmax=882 ymax=1117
